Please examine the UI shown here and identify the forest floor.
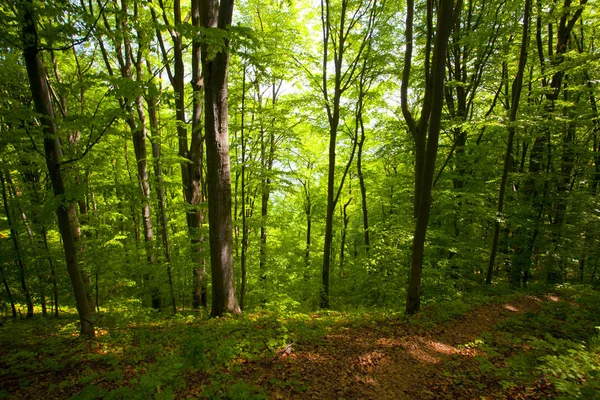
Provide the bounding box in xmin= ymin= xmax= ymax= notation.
xmin=1 ymin=285 xmax=599 ymax=399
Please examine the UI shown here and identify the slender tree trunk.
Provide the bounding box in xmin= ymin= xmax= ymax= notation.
xmin=1 ymin=265 xmax=17 ymax=319
xmin=200 ymin=0 xmax=240 ymax=317
xmin=302 ymin=179 xmax=312 ymax=272
xmin=147 ymin=80 xmax=177 ymax=313
xmin=487 ymin=0 xmax=531 ymax=284
xmin=240 ymin=67 xmax=248 ymax=310
xmin=1 ymin=172 xmax=34 ymax=318
xmin=19 ymin=1 xmax=94 ymax=336
xmin=357 ymin=118 xmax=369 ymax=253
xmin=42 ymin=226 xmax=59 ymax=317
xmin=191 ymin=0 xmax=208 ymax=309
xmin=49 ymin=50 xmax=96 ymax=315
xmin=406 ymin=0 xmax=460 ymax=315
xmin=340 ymin=198 xmax=352 ymax=274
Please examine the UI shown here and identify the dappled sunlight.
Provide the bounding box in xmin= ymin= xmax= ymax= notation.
xmin=422 ymin=339 xmax=460 ymax=355
xmin=404 ymin=345 xmax=441 ymax=364
xmin=547 ymin=295 xmax=560 ymax=302
xmin=503 ymin=304 xmax=520 ymax=312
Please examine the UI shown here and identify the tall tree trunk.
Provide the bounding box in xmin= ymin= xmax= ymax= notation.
xmin=486 ymin=0 xmax=531 ymax=284
xmin=240 ymin=66 xmax=248 ymax=310
xmin=406 ymin=0 xmax=461 ymax=315
xmin=191 ymin=0 xmax=208 ymax=310
xmin=357 ymin=117 xmax=369 ymax=253
xmin=146 ymin=78 xmax=177 ymax=313
xmin=96 ymin=0 xmax=159 ymax=306
xmin=319 ymin=0 xmax=374 ymax=308
xmin=200 ymin=0 xmax=240 ymax=317
xmin=151 ymin=0 xmax=208 ymax=309
xmin=49 ymin=50 xmax=96 ymax=315
xmin=19 ymin=1 xmax=94 ymax=336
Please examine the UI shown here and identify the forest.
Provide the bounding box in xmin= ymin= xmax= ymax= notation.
xmin=0 ymin=0 xmax=599 ymax=398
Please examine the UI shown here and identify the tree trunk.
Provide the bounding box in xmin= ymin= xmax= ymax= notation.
xmin=1 ymin=172 xmax=34 ymax=318
xmin=240 ymin=66 xmax=248 ymax=310
xmin=20 ymin=1 xmax=94 ymax=336
xmin=1 ymin=265 xmax=17 ymax=319
xmin=357 ymin=118 xmax=370 ymax=253
xmin=147 ymin=78 xmax=177 ymax=313
xmin=152 ymin=0 xmax=208 ymax=309
xmin=340 ymin=198 xmax=352 ymax=273
xmin=200 ymin=0 xmax=240 ymax=317
xmin=406 ymin=0 xmax=460 ymax=315
xmin=191 ymin=0 xmax=208 ymax=310
xmin=486 ymin=0 xmax=531 ymax=284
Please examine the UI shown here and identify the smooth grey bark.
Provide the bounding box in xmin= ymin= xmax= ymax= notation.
xmin=200 ymin=0 xmax=240 ymax=317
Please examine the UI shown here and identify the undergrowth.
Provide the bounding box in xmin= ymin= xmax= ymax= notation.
xmin=0 ymin=284 xmax=597 ymax=399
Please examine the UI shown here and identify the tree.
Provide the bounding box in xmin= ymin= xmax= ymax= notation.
xmin=403 ymin=0 xmax=462 ymax=315
xmin=318 ymin=0 xmax=382 ymax=309
xmin=200 ymin=0 xmax=240 ymax=317
xmin=487 ymin=0 xmax=531 ymax=284
xmin=18 ymin=0 xmax=94 ymax=336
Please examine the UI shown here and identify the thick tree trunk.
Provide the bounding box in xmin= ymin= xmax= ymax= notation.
xmin=200 ymin=0 xmax=240 ymax=317
xmin=20 ymin=1 xmax=94 ymax=336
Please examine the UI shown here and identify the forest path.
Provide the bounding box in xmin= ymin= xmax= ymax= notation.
xmin=240 ymin=295 xmax=552 ymax=400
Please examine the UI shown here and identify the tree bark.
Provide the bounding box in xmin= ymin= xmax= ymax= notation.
xmin=146 ymin=77 xmax=177 ymax=313
xmin=200 ymin=0 xmax=240 ymax=317
xmin=1 ymin=265 xmax=17 ymax=319
xmin=191 ymin=0 xmax=209 ymax=310
xmin=19 ymin=1 xmax=94 ymax=336
xmin=240 ymin=66 xmax=248 ymax=310
xmin=406 ymin=0 xmax=461 ymax=315
xmin=486 ymin=0 xmax=531 ymax=284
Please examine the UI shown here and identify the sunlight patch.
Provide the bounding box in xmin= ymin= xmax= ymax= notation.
xmin=423 ymin=339 xmax=459 ymax=355
xmin=405 ymin=347 xmax=441 ymax=364
xmin=503 ymin=304 xmax=519 ymax=312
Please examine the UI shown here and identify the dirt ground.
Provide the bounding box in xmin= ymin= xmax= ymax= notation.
xmin=233 ymin=296 xmax=551 ymax=400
